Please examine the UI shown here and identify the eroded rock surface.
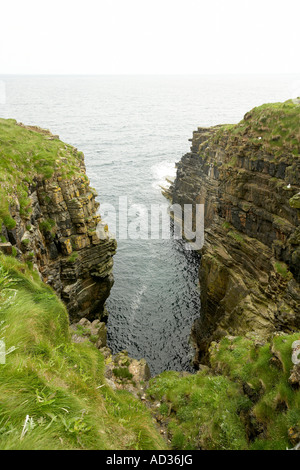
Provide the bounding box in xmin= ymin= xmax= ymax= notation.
xmin=170 ymin=101 xmax=300 ymax=363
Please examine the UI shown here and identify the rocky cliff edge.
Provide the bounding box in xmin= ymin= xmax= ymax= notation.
xmin=170 ymin=99 xmax=300 ymax=364
xmin=0 ymin=119 xmax=116 ymax=321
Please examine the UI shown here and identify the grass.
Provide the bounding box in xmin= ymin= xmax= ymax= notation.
xmin=221 ymin=222 xmax=244 ymax=244
xmin=39 ymin=219 xmax=56 ymax=234
xmin=113 ymin=368 xmax=134 ymax=381
xmin=0 ymin=119 xmax=88 ymax=233
xmin=148 ymin=370 xmax=249 ymax=450
xmin=222 ymin=221 xmax=231 ymax=230
xmin=67 ymin=251 xmax=79 ymax=263
xmin=228 ymin=230 xmax=244 ymax=244
xmin=147 ymin=334 xmax=300 ymax=450
xmin=0 ymin=254 xmax=166 ymax=450
xmin=275 ymin=261 xmax=293 ymax=280
xmin=212 ymin=99 xmax=300 ymax=162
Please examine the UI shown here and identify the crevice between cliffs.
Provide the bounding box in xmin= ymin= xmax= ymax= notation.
xmin=1 ymin=103 xmax=299 ymax=372
xmin=0 ymin=101 xmax=300 ymax=449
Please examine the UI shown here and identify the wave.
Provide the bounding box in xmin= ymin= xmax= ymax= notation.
xmin=151 ymin=160 xmax=176 ymax=190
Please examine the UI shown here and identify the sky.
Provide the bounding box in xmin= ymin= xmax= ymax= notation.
xmin=0 ymin=0 xmax=299 ymax=75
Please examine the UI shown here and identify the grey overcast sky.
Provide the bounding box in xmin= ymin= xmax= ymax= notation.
xmin=0 ymin=0 xmax=299 ymax=75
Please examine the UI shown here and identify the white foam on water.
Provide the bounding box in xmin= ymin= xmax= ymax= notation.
xmin=151 ymin=161 xmax=176 ymax=190
xmin=130 ymin=284 xmax=148 ymax=316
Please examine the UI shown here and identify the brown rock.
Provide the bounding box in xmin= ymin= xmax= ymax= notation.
xmin=0 ymin=243 xmax=13 ymax=255
xmin=128 ymin=359 xmax=151 ymax=382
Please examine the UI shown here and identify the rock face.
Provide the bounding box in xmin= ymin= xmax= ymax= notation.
xmin=289 ymin=340 xmax=300 ymax=388
xmin=0 ymin=123 xmax=116 ymax=321
xmin=104 ymin=350 xmax=152 ymax=397
xmin=70 ymin=317 xmax=108 ymax=348
xmin=170 ymin=100 xmax=300 ymax=364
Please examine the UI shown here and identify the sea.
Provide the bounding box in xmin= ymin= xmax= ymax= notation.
xmin=0 ymin=74 xmax=299 ymax=374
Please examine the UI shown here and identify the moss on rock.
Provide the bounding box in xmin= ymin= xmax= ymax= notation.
xmin=289 ymin=193 xmax=300 ymax=209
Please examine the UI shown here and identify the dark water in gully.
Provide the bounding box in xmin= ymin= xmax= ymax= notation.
xmin=0 ymin=74 xmax=298 ymax=374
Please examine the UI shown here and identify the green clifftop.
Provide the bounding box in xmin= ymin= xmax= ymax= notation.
xmin=0 ymin=119 xmax=84 ymax=228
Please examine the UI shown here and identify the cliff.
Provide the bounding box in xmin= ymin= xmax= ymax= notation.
xmin=0 ymin=119 xmax=116 ymax=321
xmin=170 ymin=100 xmax=300 ymax=363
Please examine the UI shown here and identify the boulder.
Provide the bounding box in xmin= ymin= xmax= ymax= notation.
xmin=129 ymin=359 xmax=151 ymax=382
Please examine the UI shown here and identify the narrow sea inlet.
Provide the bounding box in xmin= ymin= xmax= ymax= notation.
xmin=0 ymin=74 xmax=297 ymax=374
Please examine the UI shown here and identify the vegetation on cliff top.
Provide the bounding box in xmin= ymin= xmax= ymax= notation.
xmin=0 ymin=118 xmax=87 ymax=232
xmin=0 ymin=254 xmax=165 ymax=450
xmin=147 ymin=334 xmax=300 ymax=450
xmin=213 ymin=99 xmax=300 ymax=161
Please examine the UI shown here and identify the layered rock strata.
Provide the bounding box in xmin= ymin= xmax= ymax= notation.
xmin=0 ymin=122 xmax=116 ymax=321
xmin=169 ymin=100 xmax=300 ymax=364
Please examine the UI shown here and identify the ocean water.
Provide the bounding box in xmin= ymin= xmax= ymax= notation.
xmin=0 ymin=74 xmax=299 ymax=374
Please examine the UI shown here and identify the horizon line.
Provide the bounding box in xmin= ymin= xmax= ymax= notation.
xmin=0 ymin=72 xmax=300 ymax=77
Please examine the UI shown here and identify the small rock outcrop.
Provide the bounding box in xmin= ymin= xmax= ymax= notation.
xmin=104 ymin=350 xmax=151 ymax=397
xmin=70 ymin=317 xmax=108 ymax=348
xmin=169 ymin=100 xmax=300 ymax=363
xmin=289 ymin=340 xmax=300 ymax=388
xmin=69 ymin=320 xmax=152 ymax=398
